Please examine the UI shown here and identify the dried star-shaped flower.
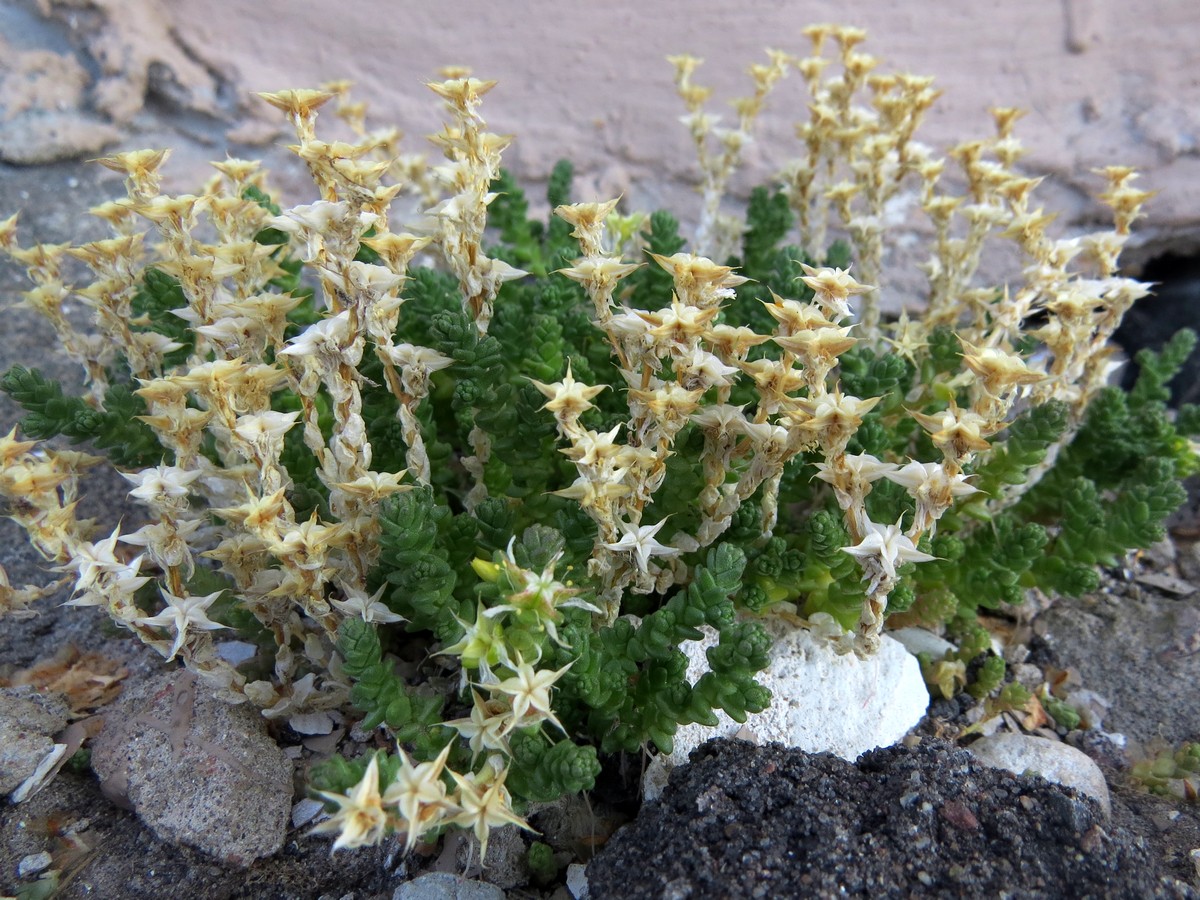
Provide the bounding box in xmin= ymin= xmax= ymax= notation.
xmin=958 ymin=338 xmax=1043 ymax=397
xmin=484 ymin=652 xmax=574 ymax=735
xmin=330 ymin=582 xmax=404 ymax=624
xmin=842 ymin=517 xmax=936 ymax=585
xmin=0 ymin=427 xmax=37 ymax=467
xmin=602 ymin=518 xmax=682 ymax=574
xmin=637 ymin=295 xmax=721 ymax=349
xmin=761 ymin=292 xmax=836 ymax=335
xmin=551 ymin=473 xmax=632 ymax=510
xmin=382 ymin=744 xmax=454 ymax=852
xmin=813 ymin=453 xmax=899 ymax=509
xmin=556 ymin=257 xmax=642 ymax=294
xmin=280 ymin=310 xmax=352 ymax=363
xmin=122 ymin=465 xmax=202 ymax=510
xmin=135 ymin=587 xmax=227 ymax=661
xmin=120 ymin=516 xmax=203 ymax=577
xmin=529 ymin=362 xmax=607 ymax=426
xmin=213 ymin=486 xmax=290 ymax=533
xmin=554 ymin=199 xmax=621 ymax=255
xmin=909 ymin=401 xmax=995 ymax=462
xmin=798 ymin=264 xmax=873 ymax=321
xmin=885 ymin=460 xmax=980 ymax=505
xmin=649 ymin=252 xmax=749 ymax=305
xmin=704 ymin=323 xmax=771 ymax=361
xmin=444 ymin=689 xmax=517 ymax=759
xmin=257 ymin=89 xmax=337 ymax=121
xmin=447 ymin=766 xmax=535 ymax=863
xmin=233 ymin=411 xmax=301 ymax=459
xmin=311 ymin=753 xmax=389 ymax=851
xmin=59 ymin=527 xmax=148 ymax=609
xmin=560 ymin=424 xmax=624 ymax=469
xmin=333 ymin=471 xmax=413 ymax=503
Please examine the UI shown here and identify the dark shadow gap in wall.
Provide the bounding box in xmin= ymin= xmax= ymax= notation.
xmin=1116 ymin=250 xmax=1200 ymax=408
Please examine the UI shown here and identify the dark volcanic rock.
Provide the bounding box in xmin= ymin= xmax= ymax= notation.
xmin=587 ymin=737 xmax=1194 ymax=900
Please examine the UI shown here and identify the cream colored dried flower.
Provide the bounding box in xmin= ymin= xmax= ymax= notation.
xmin=382 ymin=744 xmax=454 ymax=853
xmin=484 ymin=653 xmax=574 ymax=735
xmin=135 ymin=588 xmax=228 ymax=661
xmin=842 ymin=517 xmax=936 ymax=586
xmin=446 ymin=765 xmax=534 ymax=863
xmin=602 ymin=518 xmax=682 ymax=575
xmin=122 ymin=465 xmax=202 ymax=510
xmin=311 ymin=753 xmax=390 ymax=851
xmin=529 ymin=363 xmax=607 ymax=428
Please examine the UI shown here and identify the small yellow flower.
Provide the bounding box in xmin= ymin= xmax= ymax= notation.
xmin=256 ymin=89 xmax=336 ymax=121
xmin=382 ymin=744 xmax=455 ymax=853
xmin=447 ymin=765 xmax=535 ymax=863
xmin=311 ymin=754 xmax=389 ymax=851
xmin=529 ymin=362 xmax=607 ymax=425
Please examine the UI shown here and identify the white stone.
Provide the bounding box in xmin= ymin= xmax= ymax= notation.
xmin=644 ymin=620 xmax=929 ymax=800
xmin=967 ymin=732 xmax=1111 ymax=816
xmin=889 ymin=626 xmax=955 ymax=659
xmin=17 ymin=852 xmax=52 ymax=877
xmin=567 ymin=863 xmax=590 ymax=899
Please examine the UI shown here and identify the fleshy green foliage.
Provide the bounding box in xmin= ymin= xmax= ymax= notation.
xmin=625 ymin=210 xmax=687 ymax=304
xmin=526 ymin=841 xmax=560 ymax=886
xmin=1013 ymin=332 xmax=1198 ymax=593
xmin=969 ymin=401 xmax=1069 ymax=497
xmin=1 ymin=366 xmax=162 ymax=467
xmin=550 ymin=543 xmax=769 ymax=755
xmin=505 ymin=729 xmax=602 ymax=802
xmin=921 ymin=615 xmax=1009 ymax=700
xmin=724 ymin=187 xmax=805 ymax=335
xmin=1041 ymin=694 xmax=1081 ymax=731
xmin=793 ymin=509 xmax=869 ymax=629
xmin=371 ymin=487 xmax=462 ymax=637
xmin=967 ymin=654 xmax=1006 ymax=700
xmin=997 ymin=681 xmax=1032 ymax=711
xmin=488 ymin=162 xmax=582 ymax=277
xmin=1132 ymin=742 xmax=1200 ymax=800
xmin=914 ymin=513 xmax=1047 ymax=613
xmin=338 ymin=617 xmax=445 ymax=740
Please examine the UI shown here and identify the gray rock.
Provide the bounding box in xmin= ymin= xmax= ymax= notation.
xmin=17 ymin=850 xmax=52 ymax=877
xmin=0 ymin=687 xmax=69 ymax=797
xmin=0 ymin=110 xmax=122 ymax=165
xmin=454 ymin=823 xmax=528 ymax=890
xmin=89 ymin=668 xmax=292 ymax=865
xmin=392 ymin=872 xmax=505 ymax=900
xmin=967 ymin=732 xmax=1111 ymax=816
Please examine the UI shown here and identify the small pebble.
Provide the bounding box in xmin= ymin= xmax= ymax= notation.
xmin=567 ymin=863 xmax=590 ymax=899
xmin=292 ymin=798 xmax=325 ymax=828
xmin=18 ymin=851 xmax=52 ymax=877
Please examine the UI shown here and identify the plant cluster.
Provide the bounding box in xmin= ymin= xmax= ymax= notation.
xmin=1133 ymin=742 xmax=1200 ymax=802
xmin=1 ymin=25 xmax=1197 ymax=858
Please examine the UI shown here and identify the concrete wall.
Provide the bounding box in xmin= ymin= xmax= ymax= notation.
xmin=2 ymin=0 xmax=1199 ymax=261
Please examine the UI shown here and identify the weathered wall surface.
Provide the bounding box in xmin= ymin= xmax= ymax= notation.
xmin=2 ymin=0 xmax=1199 ymax=261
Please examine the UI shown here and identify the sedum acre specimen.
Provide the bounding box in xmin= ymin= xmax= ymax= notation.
xmin=2 ymin=24 xmax=1198 ymax=858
